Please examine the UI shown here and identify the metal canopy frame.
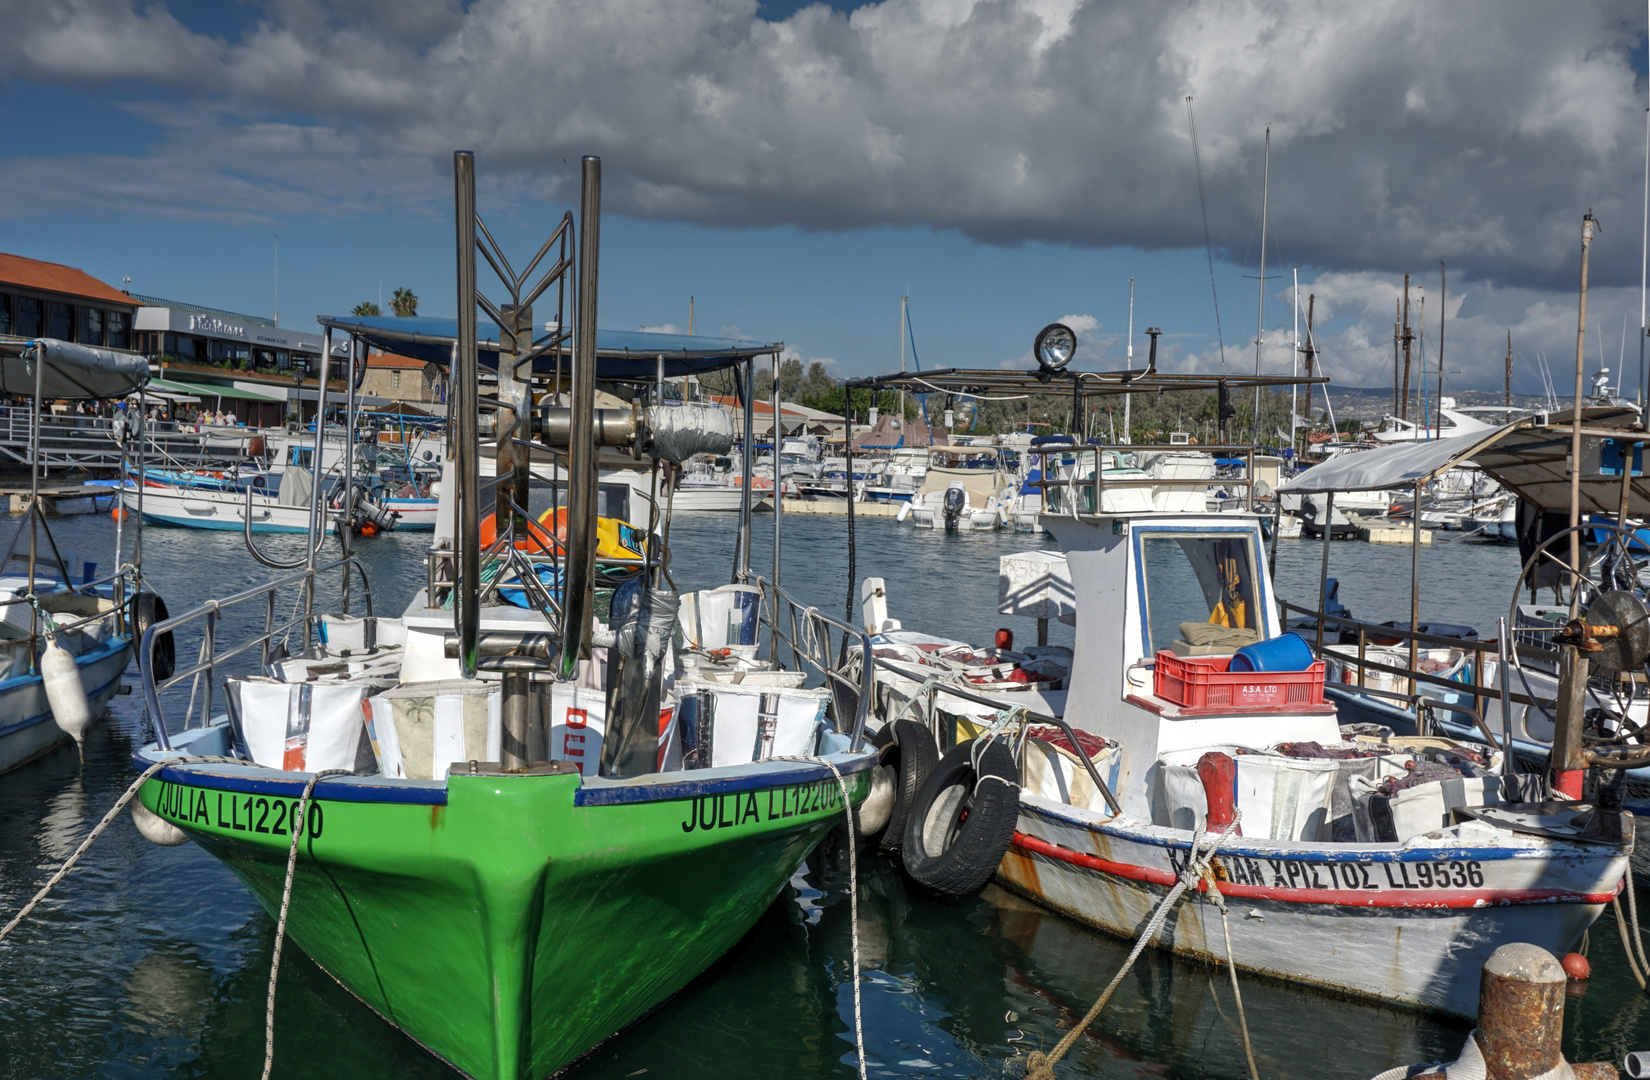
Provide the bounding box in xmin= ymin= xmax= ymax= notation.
xmin=845 ymin=366 xmax=1326 ymax=398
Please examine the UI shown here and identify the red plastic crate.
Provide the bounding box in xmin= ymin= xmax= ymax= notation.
xmin=1152 ymin=650 xmax=1325 ymax=710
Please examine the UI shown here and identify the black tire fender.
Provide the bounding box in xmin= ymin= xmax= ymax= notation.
xmin=901 ymin=738 xmax=1021 ymax=897
xmin=130 ymin=591 xmax=174 ymax=681
xmin=871 ymin=717 xmax=938 ymax=852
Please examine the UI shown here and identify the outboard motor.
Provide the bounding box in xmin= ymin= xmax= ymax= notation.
xmin=942 ymin=484 xmax=966 ymax=530
xmin=353 ymin=487 xmax=401 ymax=533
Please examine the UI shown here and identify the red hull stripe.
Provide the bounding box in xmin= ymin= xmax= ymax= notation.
xmin=1009 ymin=831 xmax=1617 ymax=909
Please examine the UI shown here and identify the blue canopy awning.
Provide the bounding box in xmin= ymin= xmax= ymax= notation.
xmin=316 ymin=316 xmax=780 ymax=380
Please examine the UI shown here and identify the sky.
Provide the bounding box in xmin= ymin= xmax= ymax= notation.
xmin=2 ymin=0 xmax=1649 ymax=402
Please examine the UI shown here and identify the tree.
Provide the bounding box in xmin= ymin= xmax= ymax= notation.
xmin=797 ymin=362 xmax=837 ymax=410
xmin=391 ymin=288 xmax=418 ymax=317
xmin=352 ymin=301 xmax=382 ymax=317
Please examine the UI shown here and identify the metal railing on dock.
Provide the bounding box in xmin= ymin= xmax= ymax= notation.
xmin=755 ymin=576 xmax=875 ymax=751
xmin=1026 ymin=443 xmax=1260 ymax=516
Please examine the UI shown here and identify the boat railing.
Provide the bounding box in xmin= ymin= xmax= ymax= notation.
xmin=141 ymin=556 xmax=373 ymax=749
xmin=1026 ymin=442 xmax=1259 ymax=516
xmin=753 ymin=576 xmax=875 ymax=751
xmin=1277 ymin=600 xmax=1561 ymax=736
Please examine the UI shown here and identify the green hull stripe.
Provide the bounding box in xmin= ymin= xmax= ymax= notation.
xmin=573 ymin=753 xmax=876 ymax=805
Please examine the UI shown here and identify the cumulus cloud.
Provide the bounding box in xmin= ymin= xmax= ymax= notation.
xmin=3 ymin=0 xmax=1648 ymax=389
xmin=0 ymin=1 xmax=1642 ymax=283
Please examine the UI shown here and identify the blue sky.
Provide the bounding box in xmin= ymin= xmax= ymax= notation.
xmin=1 ymin=1 xmax=1647 ymax=400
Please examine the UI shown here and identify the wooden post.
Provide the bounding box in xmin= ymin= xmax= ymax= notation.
xmin=1553 ymin=643 xmax=1588 ymax=799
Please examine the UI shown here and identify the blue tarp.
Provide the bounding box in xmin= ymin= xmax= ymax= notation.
xmin=316 ymin=316 xmax=778 ymax=380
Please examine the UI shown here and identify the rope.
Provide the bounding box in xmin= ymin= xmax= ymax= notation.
xmin=0 ymin=760 xmax=167 ymax=944
xmin=1615 ymin=893 xmax=1648 ymax=991
xmin=813 ymin=757 xmax=866 ymax=1080
xmin=1023 ymin=816 xmax=1241 ymax=1080
xmin=262 ymin=768 xmax=350 ymax=1080
xmin=1626 ymin=871 xmax=1650 ymax=980
xmin=1204 ymin=869 xmax=1260 ymax=1080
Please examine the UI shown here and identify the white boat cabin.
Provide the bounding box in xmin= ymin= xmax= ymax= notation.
xmin=1047 ymin=511 xmax=1340 ymax=819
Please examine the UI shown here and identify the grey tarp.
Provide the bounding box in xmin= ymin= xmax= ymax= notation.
xmin=1278 ymin=407 xmax=1650 ymax=515
xmin=0 ymin=338 xmax=150 ymax=400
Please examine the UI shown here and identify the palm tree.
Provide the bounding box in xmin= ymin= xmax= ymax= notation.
xmin=391 ymin=288 xmax=418 ymax=317
xmin=352 ymin=301 xmax=382 ymax=317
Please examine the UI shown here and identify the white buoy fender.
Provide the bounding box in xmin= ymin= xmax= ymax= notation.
xmin=132 ymin=797 xmax=189 ymax=846
xmin=41 ymin=637 xmax=92 ymax=745
xmin=895 ymin=502 xmax=912 ymax=523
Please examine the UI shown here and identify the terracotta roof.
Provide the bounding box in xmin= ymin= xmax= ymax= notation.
xmin=367 ymin=351 xmax=426 ymax=369
xmin=0 ymin=252 xmax=134 ymax=307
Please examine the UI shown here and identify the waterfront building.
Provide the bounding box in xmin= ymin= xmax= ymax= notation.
xmin=0 ymin=252 xmax=137 ymax=349
xmin=361 ymin=351 xmax=444 ymax=406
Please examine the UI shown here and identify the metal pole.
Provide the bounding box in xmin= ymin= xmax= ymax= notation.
xmin=735 ymin=356 xmax=754 ymax=583
xmin=1291 ymin=268 xmax=1299 ymax=456
xmin=307 ymin=327 xmax=333 ymax=568
xmin=771 ymin=349 xmax=783 ymax=663
xmin=1496 ymin=616 xmax=1513 ymax=777
xmin=498 ymin=302 xmax=533 ymax=534
xmin=1569 ymin=214 xmax=1596 ymax=615
xmin=559 ymin=155 xmax=601 ymax=680
xmin=1642 ymin=90 xmax=1649 ymax=418
xmin=1409 ymin=481 xmax=1421 ymax=699
xmin=28 ymin=345 xmax=40 ymax=651
xmin=1253 ymin=126 xmax=1270 ymax=447
xmin=453 ymin=151 xmax=481 ymax=678
xmin=1436 ymin=261 xmax=1447 ymax=440
xmin=1315 ymin=492 xmax=1334 ymax=654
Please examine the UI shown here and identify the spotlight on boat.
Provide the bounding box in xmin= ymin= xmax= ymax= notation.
xmin=1034 ymin=322 xmax=1076 ymax=380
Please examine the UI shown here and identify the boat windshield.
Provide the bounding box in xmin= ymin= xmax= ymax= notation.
xmin=1137 ymin=532 xmax=1261 ymax=656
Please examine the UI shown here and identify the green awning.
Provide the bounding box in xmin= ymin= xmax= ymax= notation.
xmin=148 ymin=377 xmax=287 ymax=403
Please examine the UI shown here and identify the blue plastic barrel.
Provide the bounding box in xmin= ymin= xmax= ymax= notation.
xmin=1228 ymin=632 xmax=1315 ymax=673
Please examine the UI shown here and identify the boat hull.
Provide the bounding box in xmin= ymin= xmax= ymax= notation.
xmin=136 ymin=748 xmax=872 ymax=1080
xmin=123 ymin=487 xmax=340 ymax=534
xmin=0 ymin=638 xmax=131 ymax=774
xmin=998 ymin=795 xmax=1625 ymax=1018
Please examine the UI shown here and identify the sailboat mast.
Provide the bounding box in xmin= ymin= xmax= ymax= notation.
xmin=898 ymin=296 xmax=907 ymax=433
xmin=1291 ymin=268 xmax=1299 ymax=455
xmin=1505 ymin=330 xmax=1513 ymax=408
xmin=1436 ymin=261 xmax=1446 ymax=440
xmin=1641 ymin=35 xmax=1649 ymax=415
xmin=1400 ymin=274 xmax=1413 ymax=422
xmin=1253 ymin=126 xmax=1270 ymax=446
xmin=1124 ymin=277 xmax=1134 ymax=443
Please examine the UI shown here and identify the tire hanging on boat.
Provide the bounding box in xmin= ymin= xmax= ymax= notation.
xmin=129 ymin=591 xmax=174 ymax=681
xmin=901 ymin=738 xmax=1020 ymax=897
xmin=868 ymin=718 xmax=937 ymax=852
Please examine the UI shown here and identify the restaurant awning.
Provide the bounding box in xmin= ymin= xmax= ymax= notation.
xmin=147 ymin=378 xmax=288 ymax=403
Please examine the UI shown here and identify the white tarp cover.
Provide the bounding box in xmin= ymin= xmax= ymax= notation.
xmin=1279 ymin=407 xmax=1650 ymax=515
xmin=1276 ymin=431 xmax=1500 ymax=495
xmin=1 ymin=339 xmax=150 ymax=400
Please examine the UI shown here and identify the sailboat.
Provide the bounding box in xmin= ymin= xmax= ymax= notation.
xmin=127 ymin=154 xmax=874 ymax=1080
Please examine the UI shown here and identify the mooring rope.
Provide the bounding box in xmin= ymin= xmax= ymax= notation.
xmin=0 ymin=760 xmax=167 ymax=944
xmin=0 ymin=754 xmax=242 ymax=945
xmin=1205 ymin=866 xmax=1260 ymax=1080
xmin=1615 ymin=893 xmax=1648 ymax=991
xmin=262 ymin=767 xmax=349 ymax=1080
xmin=1022 ymin=816 xmax=1242 ymax=1080
xmin=817 ymin=757 xmax=866 ymax=1080
xmin=1625 ymin=872 xmax=1650 ymax=983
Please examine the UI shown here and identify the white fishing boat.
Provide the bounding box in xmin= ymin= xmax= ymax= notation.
xmin=123 ymin=467 xmax=348 ymax=534
xmin=840 ymin=329 xmax=1629 ymax=1020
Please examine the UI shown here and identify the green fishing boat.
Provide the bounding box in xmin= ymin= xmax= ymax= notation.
xmin=129 ymin=152 xmax=877 ymax=1079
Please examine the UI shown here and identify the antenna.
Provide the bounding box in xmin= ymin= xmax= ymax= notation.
xmin=1124 ymin=277 xmax=1134 ymax=443
xmin=273 ymin=234 xmax=279 ymax=327
xmin=688 ymin=295 xmax=694 ymax=336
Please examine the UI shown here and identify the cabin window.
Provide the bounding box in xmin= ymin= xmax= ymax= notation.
xmin=1137 ymin=532 xmax=1262 ymax=656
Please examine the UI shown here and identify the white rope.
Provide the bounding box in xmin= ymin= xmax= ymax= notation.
xmin=0 ymin=760 xmax=168 ymax=944
xmin=1024 ymin=815 xmax=1242 ymax=1080
xmin=812 ymin=757 xmax=866 ymax=1080
xmin=1367 ymin=1028 xmax=1575 ymax=1080
xmin=262 ymin=768 xmax=350 ymax=1080
xmin=1203 ymin=867 xmax=1259 ymax=1080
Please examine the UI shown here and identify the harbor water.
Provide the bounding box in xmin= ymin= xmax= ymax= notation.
xmin=3 ymin=513 xmax=1648 ymax=1079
